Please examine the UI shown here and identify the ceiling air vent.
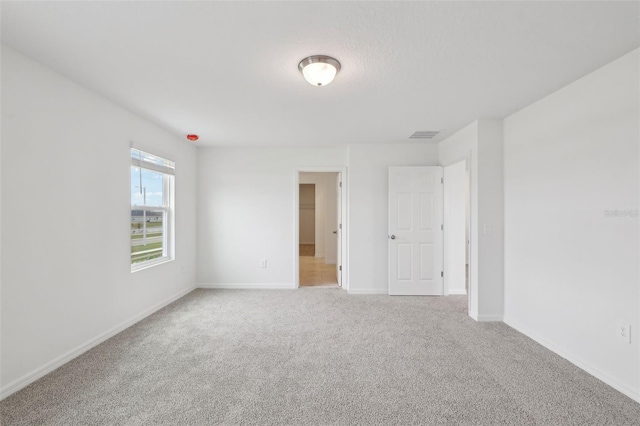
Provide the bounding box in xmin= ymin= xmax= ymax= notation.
xmin=409 ymin=130 xmax=440 ymax=139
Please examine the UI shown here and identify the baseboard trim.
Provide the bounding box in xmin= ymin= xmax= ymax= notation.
xmin=197 ymin=283 xmax=295 ymax=290
xmin=0 ymin=285 xmax=195 ymax=401
xmin=504 ymin=316 xmax=640 ymax=403
xmin=347 ymin=288 xmax=388 ymax=295
xmin=314 ymin=254 xmax=325 ymax=259
xmin=448 ymin=289 xmax=467 ymax=295
xmin=476 ymin=314 xmax=503 ymax=322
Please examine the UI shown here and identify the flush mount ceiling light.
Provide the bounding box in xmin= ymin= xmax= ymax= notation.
xmin=298 ymin=55 xmax=341 ymax=87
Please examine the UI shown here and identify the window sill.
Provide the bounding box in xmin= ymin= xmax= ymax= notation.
xmin=131 ymin=257 xmax=174 ymax=273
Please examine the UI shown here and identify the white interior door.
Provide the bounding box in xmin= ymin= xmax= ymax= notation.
xmin=336 ymin=173 xmax=342 ymax=287
xmin=388 ymin=166 xmax=443 ymax=295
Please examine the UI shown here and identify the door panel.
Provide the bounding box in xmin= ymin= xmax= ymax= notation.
xmin=397 ymin=243 xmax=413 ymax=280
xmin=419 ymin=243 xmax=435 ymax=280
xmin=389 ymin=166 xmax=443 ymax=295
xmin=397 ymin=194 xmax=413 ymax=230
xmin=419 ymin=193 xmax=434 ymax=230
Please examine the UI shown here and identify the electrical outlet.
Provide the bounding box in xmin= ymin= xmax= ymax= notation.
xmin=616 ymin=321 xmax=631 ymax=344
xmin=260 ymin=259 xmax=267 ymax=268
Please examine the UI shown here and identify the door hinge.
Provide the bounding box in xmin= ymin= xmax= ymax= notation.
xmin=441 ymin=177 xmax=443 ymax=184
xmin=339 ymin=265 xmax=342 ymax=271
xmin=339 ymin=181 xmax=342 ymax=188
xmin=339 ymin=223 xmax=342 ymax=230
xmin=441 ymin=224 xmax=443 ymax=231
xmin=441 ymin=271 xmax=444 ymax=277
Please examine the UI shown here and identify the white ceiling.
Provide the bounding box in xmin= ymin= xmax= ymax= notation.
xmin=1 ymin=1 xmax=638 ymax=147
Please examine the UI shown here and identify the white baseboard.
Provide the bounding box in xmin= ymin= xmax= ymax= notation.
xmin=324 ymin=259 xmax=337 ymax=265
xmin=476 ymin=314 xmax=503 ymax=322
xmin=504 ymin=316 xmax=639 ymax=403
xmin=448 ymin=289 xmax=467 ymax=295
xmin=0 ymin=285 xmax=195 ymax=401
xmin=314 ymin=254 xmax=325 ymax=259
xmin=197 ymin=283 xmax=295 ymax=290
xmin=347 ymin=288 xmax=388 ymax=295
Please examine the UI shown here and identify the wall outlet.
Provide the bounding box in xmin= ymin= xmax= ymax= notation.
xmin=616 ymin=321 xmax=631 ymax=344
xmin=260 ymin=259 xmax=267 ymax=268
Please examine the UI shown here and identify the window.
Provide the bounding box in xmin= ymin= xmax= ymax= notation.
xmin=130 ymin=148 xmax=175 ymax=270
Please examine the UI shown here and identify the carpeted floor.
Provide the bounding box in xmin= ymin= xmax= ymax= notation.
xmin=1 ymin=289 xmax=639 ymax=425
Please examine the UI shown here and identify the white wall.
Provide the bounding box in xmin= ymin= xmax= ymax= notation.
xmin=0 ymin=46 xmax=197 ymax=397
xmin=444 ymin=160 xmax=467 ymax=295
xmin=503 ymin=49 xmax=639 ymax=402
xmin=476 ymin=120 xmax=504 ymax=320
xmin=197 ymin=143 xmax=439 ymax=293
xmin=298 ymin=184 xmax=315 ymax=244
xmin=347 ymin=143 xmax=439 ymax=294
xmin=197 ymin=147 xmax=347 ymax=287
xmin=438 ymin=120 xmax=504 ymax=321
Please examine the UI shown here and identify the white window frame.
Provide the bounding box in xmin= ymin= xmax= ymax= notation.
xmin=130 ymin=148 xmax=175 ymax=272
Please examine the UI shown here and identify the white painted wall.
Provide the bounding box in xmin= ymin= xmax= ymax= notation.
xmin=476 ymin=120 xmax=504 ymax=320
xmin=0 ymin=46 xmax=197 ymax=397
xmin=503 ymin=49 xmax=639 ymax=402
xmin=298 ymin=184 xmax=315 ymax=245
xmin=197 ymin=143 xmax=439 ymax=293
xmin=347 ymin=143 xmax=439 ymax=294
xmin=197 ymin=147 xmax=347 ymax=287
xmin=438 ymin=120 xmax=504 ymax=321
xmin=444 ymin=160 xmax=467 ymax=295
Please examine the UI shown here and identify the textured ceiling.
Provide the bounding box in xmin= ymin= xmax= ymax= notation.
xmin=1 ymin=1 xmax=638 ymax=147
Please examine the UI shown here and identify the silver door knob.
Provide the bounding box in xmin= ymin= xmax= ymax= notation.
xmin=390 ymin=235 xmax=396 ymax=239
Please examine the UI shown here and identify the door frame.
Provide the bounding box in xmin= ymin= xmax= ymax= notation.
xmin=443 ymin=159 xmax=468 ymax=296
xmin=441 ymin=154 xmax=474 ymax=318
xmin=294 ymin=167 xmax=348 ymax=290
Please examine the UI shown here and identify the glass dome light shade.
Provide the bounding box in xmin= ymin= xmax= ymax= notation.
xmin=298 ymin=56 xmax=341 ymax=87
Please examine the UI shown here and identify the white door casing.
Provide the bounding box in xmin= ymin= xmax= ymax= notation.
xmin=294 ymin=167 xmax=347 ymax=290
xmin=443 ymin=160 xmax=467 ymax=296
xmin=336 ymin=173 xmax=342 ymax=286
xmin=388 ymin=166 xmax=443 ymax=295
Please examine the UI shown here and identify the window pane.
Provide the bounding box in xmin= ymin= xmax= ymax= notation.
xmin=131 ymin=209 xmax=164 ymax=264
xmin=131 ymin=149 xmax=175 ymax=172
xmin=131 ymin=167 xmax=164 ymax=207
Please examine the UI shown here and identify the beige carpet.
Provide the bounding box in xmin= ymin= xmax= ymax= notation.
xmin=1 ymin=289 xmax=639 ymax=425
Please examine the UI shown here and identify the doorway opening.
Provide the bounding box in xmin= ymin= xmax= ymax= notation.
xmin=299 ymin=183 xmax=316 ymax=257
xmin=294 ymin=168 xmax=347 ymax=290
xmin=443 ymin=159 xmax=471 ymax=302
